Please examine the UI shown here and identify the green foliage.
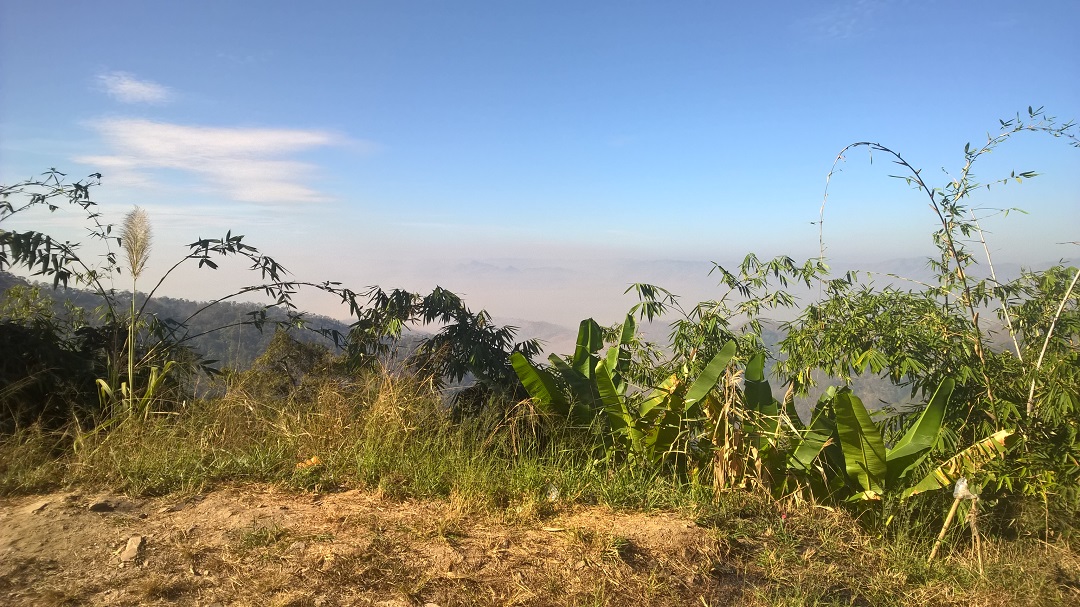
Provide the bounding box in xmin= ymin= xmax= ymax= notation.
xmin=596 ymin=340 xmax=737 ymax=466
xmin=831 ymin=379 xmax=954 ymax=501
xmin=2 ymin=107 xmax=1079 ymax=547
xmin=778 ymin=107 xmax=1080 ymax=530
xmin=627 ymin=253 xmax=828 ymax=377
xmin=1 ymin=172 xmax=542 ymax=429
xmin=511 ymin=316 xmax=633 ymax=424
xmin=514 ymin=315 xmax=737 ymax=468
xmin=0 ymin=286 xmax=102 ymax=431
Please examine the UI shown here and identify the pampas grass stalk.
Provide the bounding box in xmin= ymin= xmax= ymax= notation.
xmin=121 ymin=206 xmax=152 ymax=416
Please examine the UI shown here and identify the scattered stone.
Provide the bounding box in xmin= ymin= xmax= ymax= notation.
xmin=89 ymin=500 xmax=115 ymax=513
xmin=25 ymin=500 xmax=51 ymax=515
xmin=543 ymin=483 xmax=560 ymax=502
xmin=157 ymin=496 xmax=197 ymax=509
xmin=119 ymin=535 xmax=143 ymax=562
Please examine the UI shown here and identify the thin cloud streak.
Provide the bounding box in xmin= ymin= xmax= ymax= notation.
xmin=98 ymin=71 xmax=173 ymax=104
xmin=77 ymin=118 xmax=355 ymax=205
xmin=797 ymin=0 xmax=883 ymax=40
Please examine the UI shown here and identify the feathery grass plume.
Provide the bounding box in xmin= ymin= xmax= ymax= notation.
xmin=121 ymin=206 xmax=152 ymax=416
xmin=121 ymin=206 xmax=152 ymax=279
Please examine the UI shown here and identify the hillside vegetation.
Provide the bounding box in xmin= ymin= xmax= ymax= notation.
xmin=1 ymin=109 xmax=1078 ymax=605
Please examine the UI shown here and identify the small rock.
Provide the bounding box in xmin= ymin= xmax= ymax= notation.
xmin=543 ymin=483 xmax=560 ymax=502
xmin=25 ymin=500 xmax=50 ymax=515
xmin=119 ymin=535 xmax=143 ymax=562
xmin=89 ymin=500 xmax=115 ymax=513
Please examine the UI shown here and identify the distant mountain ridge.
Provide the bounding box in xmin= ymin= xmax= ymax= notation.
xmin=0 ymin=271 xmax=352 ymax=370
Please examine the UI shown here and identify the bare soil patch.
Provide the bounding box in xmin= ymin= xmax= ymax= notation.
xmin=0 ymin=486 xmax=740 ymax=606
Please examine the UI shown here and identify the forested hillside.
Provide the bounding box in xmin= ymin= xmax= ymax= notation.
xmin=0 ymin=271 xmax=353 ymax=371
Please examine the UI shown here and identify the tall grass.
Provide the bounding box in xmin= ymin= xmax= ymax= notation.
xmin=2 ymin=362 xmax=1077 ymax=606
xmin=0 ymin=365 xmax=675 ymax=510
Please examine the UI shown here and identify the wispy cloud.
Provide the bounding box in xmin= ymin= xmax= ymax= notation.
xmin=97 ymin=71 xmax=173 ymax=104
xmin=797 ymin=0 xmax=883 ymax=41
xmin=77 ymin=119 xmax=352 ymax=205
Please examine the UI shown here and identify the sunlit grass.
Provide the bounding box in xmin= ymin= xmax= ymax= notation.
xmin=1 ymin=366 xmax=1078 ymax=606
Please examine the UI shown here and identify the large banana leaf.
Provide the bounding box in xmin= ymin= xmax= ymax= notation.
xmin=684 ymin=341 xmax=737 ymax=416
xmin=885 ymin=378 xmax=954 ymax=487
xmin=595 ymin=359 xmax=642 ymax=453
xmin=833 ymin=389 xmax=887 ymax=496
xmin=549 ymin=356 xmax=601 ymax=408
xmin=511 ymin=352 xmax=570 ymax=415
xmin=638 ymin=375 xmax=677 ymax=420
xmin=783 ymin=389 xmax=805 ymax=432
xmin=738 ymin=348 xmax=791 ymax=495
xmin=645 ymin=409 xmax=683 ymax=462
xmin=604 ymin=312 xmax=637 ymax=380
xmin=789 ymin=400 xmax=836 ymax=473
xmin=570 ymin=318 xmax=604 ymax=377
xmin=902 ymin=429 xmax=1015 ymax=498
xmin=743 ymin=351 xmax=776 ymax=414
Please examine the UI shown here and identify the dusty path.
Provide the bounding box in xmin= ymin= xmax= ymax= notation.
xmin=0 ymin=486 xmax=735 ymax=606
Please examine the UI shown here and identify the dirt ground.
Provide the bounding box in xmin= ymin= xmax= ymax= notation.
xmin=0 ymin=485 xmax=743 ymax=606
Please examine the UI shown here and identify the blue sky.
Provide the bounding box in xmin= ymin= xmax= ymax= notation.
xmin=1 ymin=1 xmax=1078 ymax=333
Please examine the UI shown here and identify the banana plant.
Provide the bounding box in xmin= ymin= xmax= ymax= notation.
xmin=728 ymin=352 xmax=841 ymax=498
xmin=511 ymin=314 xmax=635 ymax=424
xmin=595 ymin=340 xmax=736 ymax=464
xmin=831 ymin=378 xmax=956 ymax=500
xmin=902 ymin=429 xmax=1015 ymax=498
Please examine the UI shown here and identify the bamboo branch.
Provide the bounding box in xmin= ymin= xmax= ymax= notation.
xmin=1026 ymin=267 xmax=1080 ymax=416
